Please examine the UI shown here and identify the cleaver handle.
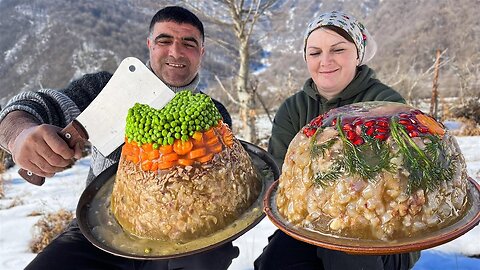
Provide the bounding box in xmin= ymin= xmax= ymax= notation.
xmin=18 ymin=120 xmax=89 ymax=186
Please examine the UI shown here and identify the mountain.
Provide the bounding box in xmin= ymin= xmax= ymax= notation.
xmin=1 ymin=0 xmax=479 ymax=108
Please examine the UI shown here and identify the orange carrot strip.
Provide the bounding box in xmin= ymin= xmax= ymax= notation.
xmin=159 ymin=144 xmax=174 ymax=154
xmin=222 ymin=134 xmax=234 ymax=147
xmin=196 ymin=153 xmax=214 ymax=163
xmin=204 ymin=128 xmax=216 ymax=139
xmin=188 ymin=147 xmax=207 ymax=159
xmin=178 ymin=158 xmax=194 ymax=166
xmin=141 ymin=143 xmax=153 ymax=152
xmin=192 ymin=131 xmax=203 ymax=141
xmin=131 ymin=145 xmax=140 ymax=155
xmin=209 ymin=143 xmax=223 ymax=154
xmin=206 ymin=137 xmax=219 ymax=146
xmin=147 ymin=149 xmax=160 ymax=160
xmin=157 ymin=160 xmax=176 ymax=170
xmin=415 ymin=114 xmax=445 ymax=136
xmin=193 ymin=137 xmax=204 ymax=147
xmin=150 ymin=161 xmax=158 ymax=171
xmin=162 ymin=152 xmax=179 ymax=162
xmin=141 ymin=160 xmax=152 ymax=171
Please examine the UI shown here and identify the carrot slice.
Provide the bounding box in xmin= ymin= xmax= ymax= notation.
xmin=140 ymin=152 xmax=148 ymax=162
xmin=178 ymin=158 xmax=194 ymax=166
xmin=415 ymin=114 xmax=445 ymax=136
xmin=147 ymin=149 xmax=160 ymax=160
xmin=188 ymin=147 xmax=207 ymax=159
xmin=204 ymin=128 xmax=216 ymax=139
xmin=206 ymin=137 xmax=219 ymax=146
xmin=209 ymin=143 xmax=223 ymax=154
xmin=141 ymin=160 xmax=152 ymax=171
xmin=150 ymin=161 xmax=158 ymax=171
xmin=126 ymin=155 xmax=135 ymax=163
xmin=162 ymin=152 xmax=179 ymax=162
xmin=131 ymin=145 xmax=140 ymax=155
xmin=193 ymin=137 xmax=204 ymax=147
xmin=141 ymin=143 xmax=153 ymax=152
xmin=159 ymin=144 xmax=174 ymax=154
xmin=173 ymin=139 xmax=194 ymax=155
xmin=197 ymin=153 xmax=214 ymax=163
xmin=157 ymin=160 xmax=176 ymax=170
xmin=192 ymin=131 xmax=203 ymax=141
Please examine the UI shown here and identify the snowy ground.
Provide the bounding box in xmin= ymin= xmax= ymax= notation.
xmin=0 ymin=136 xmax=479 ymax=270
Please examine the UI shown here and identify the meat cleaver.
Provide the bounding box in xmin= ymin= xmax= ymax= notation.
xmin=19 ymin=57 xmax=175 ymax=185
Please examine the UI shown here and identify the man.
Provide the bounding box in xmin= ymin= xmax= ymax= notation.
xmin=0 ymin=6 xmax=237 ymax=270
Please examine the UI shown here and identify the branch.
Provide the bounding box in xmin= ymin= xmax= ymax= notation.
xmin=255 ymin=91 xmax=273 ymax=123
xmin=214 ymin=75 xmax=241 ymax=105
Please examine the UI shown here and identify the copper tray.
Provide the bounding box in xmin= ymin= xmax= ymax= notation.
xmin=76 ymin=140 xmax=279 ymax=259
xmin=264 ymin=177 xmax=480 ymax=255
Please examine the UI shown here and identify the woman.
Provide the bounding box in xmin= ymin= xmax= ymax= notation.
xmin=255 ymin=11 xmax=419 ymax=270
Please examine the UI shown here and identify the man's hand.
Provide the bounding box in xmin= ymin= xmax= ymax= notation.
xmin=9 ymin=124 xmax=83 ymax=177
xmin=10 ymin=124 xmax=84 ymax=177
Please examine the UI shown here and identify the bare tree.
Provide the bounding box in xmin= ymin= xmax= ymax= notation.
xmin=188 ymin=0 xmax=278 ymax=143
xmin=451 ymin=52 xmax=480 ymax=105
xmin=381 ymin=50 xmax=451 ymax=104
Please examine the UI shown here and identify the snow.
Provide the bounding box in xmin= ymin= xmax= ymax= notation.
xmin=1 ymin=135 xmax=479 ymax=269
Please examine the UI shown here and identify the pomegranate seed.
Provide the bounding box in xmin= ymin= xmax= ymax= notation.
xmin=376 ymin=120 xmax=389 ymax=127
xmin=303 ymin=127 xmax=316 ymax=137
xmin=417 ymin=126 xmax=429 ymax=133
xmin=374 ymin=133 xmax=387 ymax=140
xmin=364 ymin=120 xmax=375 ymax=127
xmin=398 ymin=119 xmax=410 ymax=125
xmin=347 ymin=131 xmax=356 ymax=140
xmin=332 ymin=118 xmax=337 ymax=126
xmin=405 ymin=125 xmax=416 ymax=131
xmin=353 ymin=137 xmax=364 ymax=145
xmin=366 ymin=127 xmax=375 ymax=136
xmin=343 ymin=124 xmax=353 ymax=131
xmin=375 ymin=127 xmax=389 ymax=133
xmin=399 ymin=113 xmax=409 ymax=118
xmin=409 ymin=131 xmax=419 ymax=137
xmin=310 ymin=117 xmax=323 ymax=127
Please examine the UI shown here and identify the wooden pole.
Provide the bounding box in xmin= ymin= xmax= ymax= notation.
xmin=430 ymin=49 xmax=441 ymax=119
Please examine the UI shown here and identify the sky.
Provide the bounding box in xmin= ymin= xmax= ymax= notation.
xmin=0 ymin=134 xmax=479 ymax=270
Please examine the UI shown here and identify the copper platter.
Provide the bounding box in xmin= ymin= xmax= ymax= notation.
xmin=76 ymin=140 xmax=280 ymax=259
xmin=264 ymin=177 xmax=480 ymax=255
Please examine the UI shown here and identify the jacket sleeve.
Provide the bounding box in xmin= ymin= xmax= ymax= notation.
xmin=0 ymin=71 xmax=112 ymax=128
xmin=267 ymin=100 xmax=298 ymax=172
xmin=211 ymin=98 xmax=232 ymax=128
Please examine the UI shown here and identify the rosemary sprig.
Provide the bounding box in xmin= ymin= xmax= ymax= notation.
xmin=389 ymin=118 xmax=454 ymax=193
xmin=314 ymin=162 xmax=343 ymax=187
xmin=310 ymin=128 xmax=336 ymax=159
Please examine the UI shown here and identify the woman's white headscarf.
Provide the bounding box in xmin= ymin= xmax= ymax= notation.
xmin=303 ymin=10 xmax=377 ymax=66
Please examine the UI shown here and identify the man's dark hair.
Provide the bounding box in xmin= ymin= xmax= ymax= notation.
xmin=149 ymin=6 xmax=204 ymax=43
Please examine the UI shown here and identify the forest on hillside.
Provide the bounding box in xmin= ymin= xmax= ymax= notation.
xmin=1 ymin=0 xmax=479 ymax=117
